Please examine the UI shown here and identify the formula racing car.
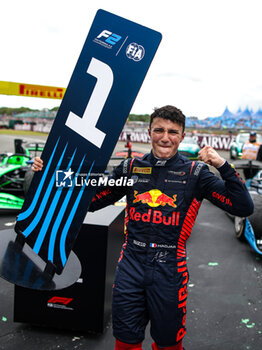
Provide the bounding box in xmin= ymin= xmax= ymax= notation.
xmin=233 ymin=169 xmax=262 ymax=254
xmin=0 ymin=139 xmax=44 ymax=212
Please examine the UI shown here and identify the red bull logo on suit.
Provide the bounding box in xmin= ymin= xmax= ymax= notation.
xmin=133 ymin=189 xmax=177 ymax=208
xmin=131 ymin=189 xmax=179 ymax=226
xmin=129 ymin=207 xmax=180 ymax=226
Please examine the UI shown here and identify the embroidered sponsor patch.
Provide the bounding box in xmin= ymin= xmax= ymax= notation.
xmin=165 ymin=179 xmax=186 ymax=184
xmin=168 ymin=171 xmax=186 ymax=176
xmin=155 ymin=160 xmax=167 ymax=166
xmin=133 ymin=167 xmax=152 ymax=174
xmin=138 ymin=178 xmax=151 ymax=183
xmin=194 ymin=163 xmax=203 ymax=176
xmin=131 ymin=175 xmax=150 ymax=184
xmin=123 ymin=158 xmax=129 ymax=174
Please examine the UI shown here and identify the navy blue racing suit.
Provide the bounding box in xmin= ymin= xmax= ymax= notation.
xmin=89 ymin=151 xmax=253 ymax=347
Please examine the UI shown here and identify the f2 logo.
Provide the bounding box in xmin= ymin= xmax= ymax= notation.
xmin=97 ymin=30 xmax=122 ymax=45
xmin=65 ymin=58 xmax=113 ymax=148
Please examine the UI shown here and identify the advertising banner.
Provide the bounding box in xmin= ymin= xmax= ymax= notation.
xmin=0 ymin=81 xmax=66 ymax=99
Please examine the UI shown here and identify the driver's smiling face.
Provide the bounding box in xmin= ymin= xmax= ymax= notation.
xmin=149 ymin=117 xmax=185 ymax=159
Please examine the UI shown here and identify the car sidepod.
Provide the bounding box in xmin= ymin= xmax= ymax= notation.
xmin=244 ymin=218 xmax=262 ymax=254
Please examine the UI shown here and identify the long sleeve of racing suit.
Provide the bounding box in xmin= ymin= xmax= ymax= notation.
xmin=195 ymin=161 xmax=253 ymax=217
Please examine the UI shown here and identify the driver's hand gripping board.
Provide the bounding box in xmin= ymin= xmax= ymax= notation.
xmin=14 ymin=10 xmax=162 ymax=277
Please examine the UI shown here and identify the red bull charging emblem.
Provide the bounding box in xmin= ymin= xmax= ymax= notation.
xmin=133 ymin=189 xmax=177 ymax=208
xmin=130 ymin=189 xmax=179 ymax=226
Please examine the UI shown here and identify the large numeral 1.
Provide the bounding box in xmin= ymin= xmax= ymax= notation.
xmin=65 ymin=58 xmax=113 ymax=148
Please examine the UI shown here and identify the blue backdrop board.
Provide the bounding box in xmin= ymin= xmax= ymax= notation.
xmin=13 ymin=10 xmax=162 ymax=279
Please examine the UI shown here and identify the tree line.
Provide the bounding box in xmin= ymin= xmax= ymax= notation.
xmin=0 ymin=107 xmax=148 ymax=121
xmin=0 ymin=106 xmax=60 ymax=115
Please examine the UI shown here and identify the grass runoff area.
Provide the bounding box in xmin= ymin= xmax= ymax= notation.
xmin=0 ymin=129 xmax=47 ymax=137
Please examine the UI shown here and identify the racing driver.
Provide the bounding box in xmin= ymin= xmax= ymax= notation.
xmin=32 ymin=105 xmax=254 ymax=350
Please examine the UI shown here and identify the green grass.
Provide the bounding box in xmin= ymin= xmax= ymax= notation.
xmin=0 ymin=129 xmax=48 ymax=136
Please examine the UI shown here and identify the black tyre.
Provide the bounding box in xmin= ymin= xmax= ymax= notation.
xmin=234 ymin=216 xmax=246 ymax=241
xmin=23 ymin=168 xmax=34 ymax=195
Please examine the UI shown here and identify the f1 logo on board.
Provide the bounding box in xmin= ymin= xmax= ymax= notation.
xmin=47 ymin=296 xmax=74 ymax=310
xmin=94 ymin=29 xmax=122 ymax=49
xmin=48 ymin=296 xmax=73 ymax=305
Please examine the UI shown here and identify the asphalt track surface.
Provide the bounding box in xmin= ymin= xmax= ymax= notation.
xmin=0 ymin=135 xmax=261 ymax=350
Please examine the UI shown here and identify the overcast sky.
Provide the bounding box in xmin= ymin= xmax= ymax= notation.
xmin=1 ymin=0 xmax=262 ymax=118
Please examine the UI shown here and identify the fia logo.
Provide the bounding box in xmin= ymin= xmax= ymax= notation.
xmin=96 ymin=30 xmax=122 ymax=46
xmin=56 ymin=169 xmax=74 ymax=187
xmin=126 ymin=43 xmax=145 ymax=62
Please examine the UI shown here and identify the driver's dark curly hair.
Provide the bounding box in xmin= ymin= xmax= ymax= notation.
xmin=149 ymin=105 xmax=186 ymax=132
